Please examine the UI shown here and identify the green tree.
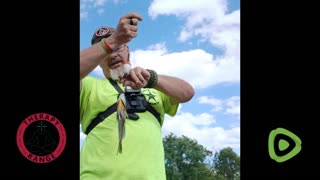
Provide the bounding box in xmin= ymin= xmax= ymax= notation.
xmin=212 ymin=147 xmax=240 ymax=180
xmin=163 ymin=133 xmax=214 ymax=180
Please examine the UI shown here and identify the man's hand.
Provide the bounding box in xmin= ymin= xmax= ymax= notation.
xmin=108 ymin=12 xmax=143 ymax=47
xmin=120 ymin=67 xmax=150 ymax=89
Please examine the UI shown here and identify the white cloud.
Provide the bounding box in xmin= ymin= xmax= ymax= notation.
xmin=148 ymin=0 xmax=240 ymax=76
xmin=80 ymin=11 xmax=89 ymax=19
xmin=199 ymin=95 xmax=240 ymax=119
xmin=80 ymin=2 xmax=89 ymax=19
xmin=224 ymin=96 xmax=240 ymax=118
xmin=137 ymin=0 xmax=239 ymax=89
xmin=92 ymin=44 xmax=239 ymax=89
xmin=94 ymin=0 xmax=107 ymax=7
xmin=198 ymin=96 xmax=223 ymax=112
xmin=80 ymin=0 xmax=120 ymax=19
xmin=162 ymin=110 xmax=240 ymax=155
xmin=146 ymin=42 xmax=168 ymax=51
xmin=131 ymin=46 xmax=239 ymax=89
xmin=97 ymin=8 xmax=105 ymax=15
xmin=148 ymin=0 xmax=237 ymax=45
xmin=149 ymin=0 xmax=227 ymax=20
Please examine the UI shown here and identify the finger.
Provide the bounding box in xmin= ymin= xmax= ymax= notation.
xmin=129 ymin=18 xmax=134 ymax=25
xmin=123 ymin=80 xmax=142 ymax=89
xmin=134 ymin=68 xmax=148 ymax=84
xmin=130 ymin=26 xmax=138 ymax=32
xmin=129 ymin=70 xmax=142 ymax=86
xmin=141 ymin=69 xmax=151 ymax=80
xmin=124 ymin=12 xmax=143 ymax=21
xmin=122 ymin=80 xmax=135 ymax=87
xmin=130 ymin=31 xmax=138 ymax=38
xmin=135 ymin=69 xmax=147 ymax=87
xmin=129 ymin=18 xmax=140 ymax=26
xmin=136 ymin=72 xmax=147 ymax=85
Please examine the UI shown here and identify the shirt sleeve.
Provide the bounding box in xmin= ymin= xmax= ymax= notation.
xmin=80 ymin=76 xmax=95 ymax=129
xmin=159 ymin=91 xmax=179 ymax=117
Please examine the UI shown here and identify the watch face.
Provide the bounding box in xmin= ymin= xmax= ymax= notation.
xmin=95 ymin=26 xmax=110 ymax=37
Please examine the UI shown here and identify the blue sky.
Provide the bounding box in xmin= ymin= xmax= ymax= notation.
xmin=80 ymin=0 xmax=240 ymax=156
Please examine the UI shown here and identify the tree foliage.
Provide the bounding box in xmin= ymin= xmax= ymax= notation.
xmin=163 ymin=133 xmax=240 ymax=180
xmin=163 ymin=133 xmax=213 ymax=180
xmin=213 ymin=147 xmax=240 ymax=180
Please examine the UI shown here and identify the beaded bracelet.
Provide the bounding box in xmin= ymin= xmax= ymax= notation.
xmin=145 ymin=69 xmax=158 ymax=88
xmin=100 ymin=38 xmax=113 ymax=54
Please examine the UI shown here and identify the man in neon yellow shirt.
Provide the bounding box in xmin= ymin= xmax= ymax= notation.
xmin=80 ymin=12 xmax=194 ymax=180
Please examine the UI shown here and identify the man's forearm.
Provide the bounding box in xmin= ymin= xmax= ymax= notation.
xmin=80 ymin=42 xmax=107 ymax=80
xmin=154 ymin=75 xmax=194 ymax=104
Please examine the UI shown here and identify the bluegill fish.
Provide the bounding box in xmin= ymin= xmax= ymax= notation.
xmin=117 ymin=93 xmax=128 ymax=154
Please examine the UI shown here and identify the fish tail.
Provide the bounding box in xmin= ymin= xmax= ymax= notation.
xmin=117 ymin=126 xmax=125 ymax=155
xmin=117 ymin=141 xmax=122 ymax=155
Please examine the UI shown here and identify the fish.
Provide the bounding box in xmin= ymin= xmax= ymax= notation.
xmin=116 ymin=93 xmax=128 ymax=154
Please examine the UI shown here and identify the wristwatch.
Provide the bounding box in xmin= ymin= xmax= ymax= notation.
xmin=91 ymin=26 xmax=115 ymax=45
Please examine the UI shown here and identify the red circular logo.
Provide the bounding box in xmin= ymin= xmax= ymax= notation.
xmin=16 ymin=113 xmax=66 ymax=163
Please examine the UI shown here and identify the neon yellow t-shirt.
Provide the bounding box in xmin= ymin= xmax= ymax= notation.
xmin=80 ymin=76 xmax=179 ymax=180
